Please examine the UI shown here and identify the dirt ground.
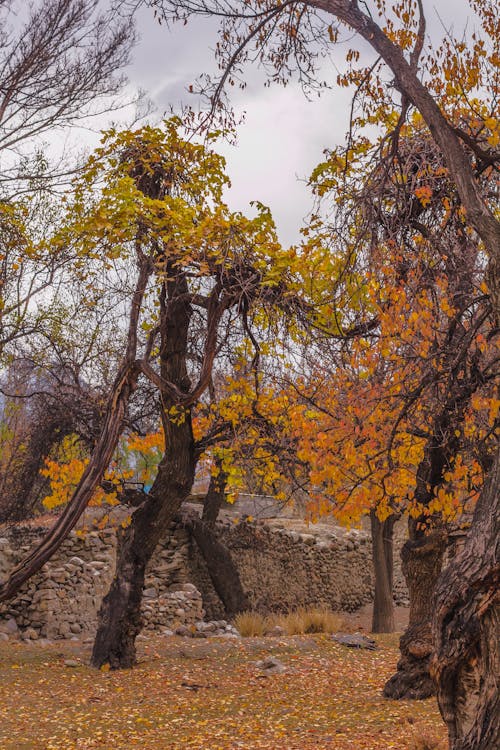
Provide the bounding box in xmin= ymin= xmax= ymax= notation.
xmin=343 ymin=604 xmax=409 ymax=633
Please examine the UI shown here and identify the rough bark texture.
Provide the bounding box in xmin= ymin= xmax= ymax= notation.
xmin=90 ymin=447 xmax=196 ymax=669
xmin=188 ymin=516 xmax=250 ymax=618
xmin=384 ymin=526 xmax=447 ymax=699
xmin=370 ymin=510 xmax=397 ymax=634
xmin=91 ymin=271 xmax=197 ymax=669
xmin=432 ymin=449 xmax=499 ymax=750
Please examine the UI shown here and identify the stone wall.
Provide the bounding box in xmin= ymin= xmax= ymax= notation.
xmin=0 ymin=510 xmax=408 ymax=641
xmin=0 ymin=520 xmax=203 ymax=641
xmin=187 ymin=519 xmax=376 ymax=620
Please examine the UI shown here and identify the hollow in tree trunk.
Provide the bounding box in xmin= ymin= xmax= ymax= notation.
xmin=431 ymin=449 xmax=499 ymax=750
xmin=370 ymin=510 xmax=397 ymax=634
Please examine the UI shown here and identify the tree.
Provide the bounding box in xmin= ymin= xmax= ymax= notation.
xmin=145 ymin=1 xmax=499 ymax=741
xmin=0 ymin=119 xmax=296 ymax=669
xmin=0 ymin=360 xmax=103 ymax=522
xmin=0 ymin=0 xmax=134 ymax=176
xmin=0 ymin=0 xmax=136 ymax=377
xmin=432 ymin=452 xmax=499 ymax=750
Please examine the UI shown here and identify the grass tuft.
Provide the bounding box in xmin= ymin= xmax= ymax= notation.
xmin=410 ymin=731 xmax=447 ymax=750
xmin=234 ymin=607 xmax=344 ymax=637
xmin=233 ymin=611 xmax=267 ymax=637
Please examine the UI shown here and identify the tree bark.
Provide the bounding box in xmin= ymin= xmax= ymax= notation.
xmin=384 ymin=524 xmax=447 ymax=698
xmin=370 ymin=510 xmax=397 ymax=634
xmin=90 ymin=439 xmax=196 ymax=668
xmin=91 ymin=269 xmax=197 ymax=669
xmin=188 ymin=516 xmax=250 ymax=618
xmin=431 ymin=449 xmax=499 ymax=750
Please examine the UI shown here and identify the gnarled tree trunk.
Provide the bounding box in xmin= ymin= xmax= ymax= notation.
xmin=90 ymin=440 xmax=196 ymax=668
xmin=431 ymin=449 xmax=499 ymax=750
xmin=91 ymin=270 xmax=196 ymax=669
xmin=370 ymin=510 xmax=397 ymax=634
xmin=384 ymin=524 xmax=447 ymax=698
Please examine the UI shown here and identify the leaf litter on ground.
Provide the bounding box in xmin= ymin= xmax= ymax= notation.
xmin=0 ymin=632 xmax=446 ymax=749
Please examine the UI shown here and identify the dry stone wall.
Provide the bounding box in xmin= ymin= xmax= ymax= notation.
xmin=0 ymin=510 xmax=408 ymax=641
xmin=187 ymin=519 xmax=376 ymax=620
xmin=0 ymin=520 xmax=203 ymax=641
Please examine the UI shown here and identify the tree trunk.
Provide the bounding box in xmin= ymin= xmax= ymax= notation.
xmin=201 ymin=465 xmax=227 ymax=527
xmin=185 ymin=467 xmax=250 ymax=617
xmin=91 ymin=269 xmax=196 ymax=669
xmin=370 ymin=510 xmax=397 ymax=634
xmin=383 ymin=523 xmax=447 ymax=699
xmin=188 ymin=516 xmax=250 ymax=617
xmin=91 ymin=448 xmax=196 ymax=669
xmin=431 ymin=450 xmax=499 ymax=750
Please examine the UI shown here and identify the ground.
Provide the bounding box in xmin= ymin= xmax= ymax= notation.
xmin=0 ymin=627 xmax=446 ymax=750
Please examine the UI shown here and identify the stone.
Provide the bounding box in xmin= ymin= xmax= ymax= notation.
xmin=64 ymin=659 xmax=79 ymax=668
xmin=0 ymin=632 xmax=9 ymax=642
xmin=331 ymin=633 xmax=377 ymax=650
xmin=0 ymin=618 xmax=19 ymax=635
xmin=37 ymin=639 xmax=53 ymax=647
xmin=255 ymin=656 xmax=287 ymax=674
xmin=264 ymin=625 xmax=285 ymax=637
xmin=143 ymin=587 xmax=158 ymax=599
xmin=22 ymin=627 xmax=39 ymax=640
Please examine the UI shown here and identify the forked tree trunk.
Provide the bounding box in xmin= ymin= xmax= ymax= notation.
xmin=383 ymin=523 xmax=447 ymax=699
xmin=431 ymin=450 xmax=499 ymax=750
xmin=370 ymin=510 xmax=397 ymax=633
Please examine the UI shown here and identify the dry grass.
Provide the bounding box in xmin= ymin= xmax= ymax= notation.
xmin=235 ymin=607 xmax=344 ymax=637
xmin=234 ymin=610 xmax=268 ymax=637
xmin=280 ymin=607 xmax=344 ymax=635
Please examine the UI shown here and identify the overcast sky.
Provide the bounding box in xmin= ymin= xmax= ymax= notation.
xmin=118 ymin=1 xmax=476 ymax=247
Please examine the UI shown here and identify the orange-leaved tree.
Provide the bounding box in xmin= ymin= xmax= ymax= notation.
xmin=285 ymin=110 xmax=498 ymax=698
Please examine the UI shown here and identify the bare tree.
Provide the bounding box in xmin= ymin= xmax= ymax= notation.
xmin=0 ymin=0 xmax=135 ymax=174
xmin=0 ymin=0 xmax=136 ymax=394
